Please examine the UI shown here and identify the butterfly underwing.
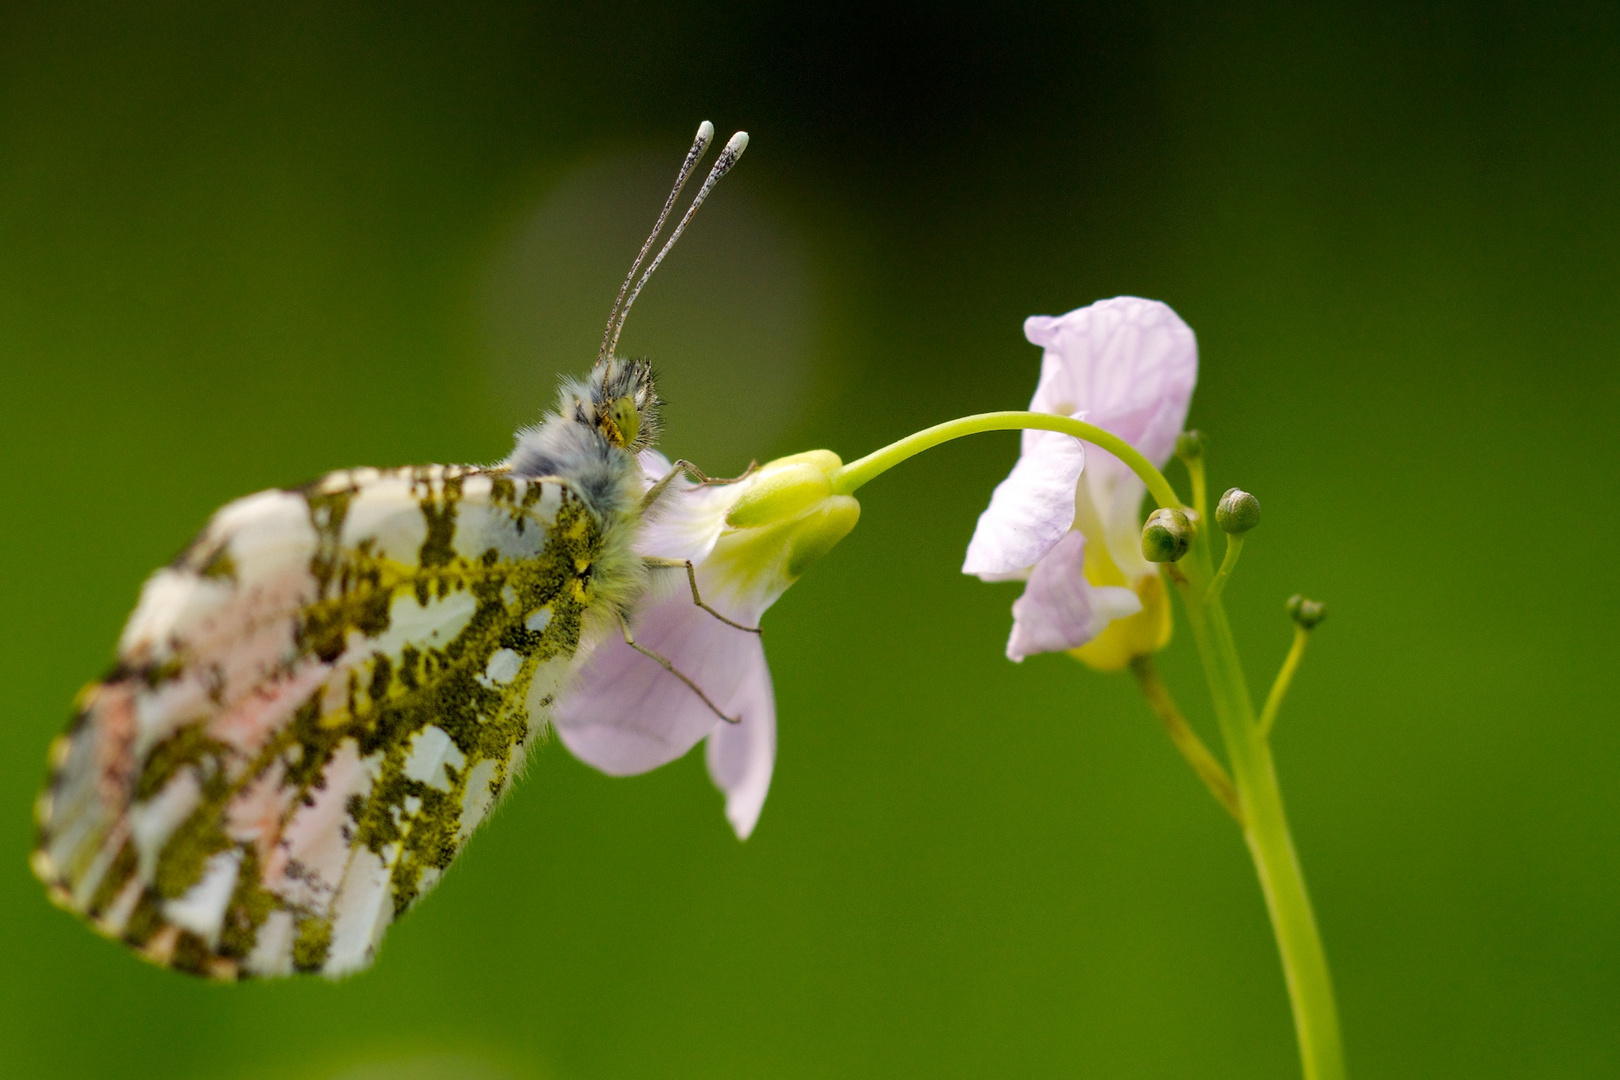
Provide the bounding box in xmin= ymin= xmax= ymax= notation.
xmin=35 ymin=466 xmax=605 ymax=977
xmin=32 ymin=123 xmax=749 ymax=979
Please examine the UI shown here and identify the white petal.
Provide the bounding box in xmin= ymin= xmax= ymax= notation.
xmin=637 ymin=449 xmax=673 ymax=482
xmin=962 ymin=426 xmax=1086 ymax=579
xmin=1005 ymin=531 xmax=1142 ymax=662
xmin=1024 ymin=297 xmax=1197 ymax=471
xmin=633 ymin=450 xmax=746 ymax=566
xmin=704 ymin=651 xmax=777 ymax=840
xmin=1093 ymin=469 xmax=1157 ymax=582
xmin=555 ymin=588 xmax=773 ymax=777
xmin=1020 ymin=297 xmax=1197 ymax=584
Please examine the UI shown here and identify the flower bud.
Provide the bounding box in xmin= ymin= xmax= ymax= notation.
xmin=1174 ymin=430 xmax=1204 ymax=461
xmin=724 ymin=451 xmax=841 ymax=530
xmin=1286 ymin=594 xmax=1326 ymax=629
xmin=1141 ymin=507 xmax=1194 ymax=563
xmin=1215 ymin=487 xmax=1261 ymax=534
xmin=703 ymin=450 xmax=861 ymax=611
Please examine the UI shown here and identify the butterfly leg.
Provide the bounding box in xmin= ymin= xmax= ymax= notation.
xmin=617 ymin=613 xmax=741 ymax=724
xmin=636 ymin=459 xmax=758 ymax=513
xmin=645 ymin=557 xmax=762 ymax=633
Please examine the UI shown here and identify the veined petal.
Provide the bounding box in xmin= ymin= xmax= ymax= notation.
xmin=1024 ymin=297 xmax=1197 ymax=585
xmin=962 ymin=426 xmax=1086 ymax=579
xmin=1024 ymin=297 xmax=1197 ymax=471
xmin=704 ymin=657 xmax=776 ymax=839
xmin=633 ymin=450 xmax=744 ymax=565
xmin=1093 ymin=470 xmax=1157 ymax=583
xmin=562 ymin=448 xmax=852 ymax=836
xmin=554 ymin=585 xmax=770 ymax=778
xmin=1005 ymin=531 xmax=1142 ymax=662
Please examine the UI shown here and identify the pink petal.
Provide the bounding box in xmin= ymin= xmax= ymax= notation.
xmin=1005 ymin=531 xmax=1143 ymax=661
xmin=554 ymin=586 xmax=772 ymax=778
xmin=633 ymin=450 xmax=742 ymax=565
xmin=1025 ymin=297 xmax=1197 ymax=471
xmin=637 ymin=449 xmax=673 ymax=481
xmin=961 ymin=426 xmax=1087 ymax=579
xmin=704 ymin=655 xmax=777 ymax=839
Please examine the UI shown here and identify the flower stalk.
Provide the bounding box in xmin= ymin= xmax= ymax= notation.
xmin=829 ymin=411 xmax=1183 ymax=510
xmin=832 ymin=287 xmax=1344 ymax=1079
xmin=1175 ymin=431 xmax=1209 ymax=521
xmin=1172 ymin=532 xmax=1346 ymax=1080
xmin=1258 ymin=624 xmax=1311 ymax=740
xmin=837 ymin=400 xmax=1346 ymax=1079
xmin=1127 ymin=655 xmax=1242 ymax=823
xmin=1205 ymin=534 xmax=1244 ymax=603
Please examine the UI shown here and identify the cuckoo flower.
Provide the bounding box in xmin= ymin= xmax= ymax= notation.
xmin=963 ymin=297 xmax=1197 ymax=668
xmin=555 ymin=450 xmax=858 ymax=839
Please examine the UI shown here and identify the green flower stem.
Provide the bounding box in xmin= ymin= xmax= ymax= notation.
xmin=1174 ymin=543 xmax=1346 ymax=1080
xmin=834 ymin=409 xmax=1340 ymax=1075
xmin=1258 ymin=626 xmax=1311 ymax=740
xmin=1184 ymin=454 xmax=1210 ymax=522
xmin=1205 ymin=534 xmax=1244 ymax=604
xmin=1128 ymin=655 xmax=1243 ymax=824
xmin=829 ymin=411 xmax=1182 ymax=510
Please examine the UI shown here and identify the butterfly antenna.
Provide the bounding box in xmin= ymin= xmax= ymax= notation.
xmin=598 ymin=121 xmax=716 ymax=363
xmin=605 ymin=130 xmax=749 ymax=361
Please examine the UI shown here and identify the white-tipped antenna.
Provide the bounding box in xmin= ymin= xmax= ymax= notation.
xmin=598 ymin=121 xmax=716 ymax=362
xmin=605 ymin=130 xmax=749 ymax=361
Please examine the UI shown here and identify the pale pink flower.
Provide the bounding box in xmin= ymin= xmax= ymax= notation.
xmin=964 ymin=297 xmax=1198 ymax=663
xmin=556 ymin=451 xmax=856 ymax=839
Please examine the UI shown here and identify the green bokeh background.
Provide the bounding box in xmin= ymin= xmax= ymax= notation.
xmin=2 ymin=3 xmax=1616 ymax=1077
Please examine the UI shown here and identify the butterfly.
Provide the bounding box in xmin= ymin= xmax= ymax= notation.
xmin=32 ymin=122 xmax=751 ymax=980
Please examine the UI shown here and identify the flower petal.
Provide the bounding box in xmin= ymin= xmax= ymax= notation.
xmin=554 ymin=587 xmax=772 ymax=777
xmin=1004 ymin=531 xmax=1143 ymax=661
xmin=1024 ymin=297 xmax=1197 ymax=470
xmin=633 ymin=450 xmax=744 ymax=565
xmin=1089 ymin=469 xmax=1156 ymax=583
xmin=962 ymin=426 xmax=1086 ymax=579
xmin=1022 ymin=297 xmax=1197 ymax=585
xmin=704 ymin=657 xmax=776 ymax=839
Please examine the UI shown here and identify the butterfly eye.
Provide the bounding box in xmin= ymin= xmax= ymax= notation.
xmin=609 ymin=396 xmax=641 ymax=448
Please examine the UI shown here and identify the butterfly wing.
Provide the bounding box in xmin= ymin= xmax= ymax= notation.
xmin=33 ymin=465 xmax=601 ymax=979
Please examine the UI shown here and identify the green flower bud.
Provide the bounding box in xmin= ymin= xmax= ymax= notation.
xmin=724 ymin=451 xmax=841 ymax=530
xmin=1286 ymin=594 xmax=1327 ymax=629
xmin=705 ymin=450 xmax=861 ymax=605
xmin=1141 ymin=507 xmax=1195 ymax=563
xmin=1174 ymin=430 xmax=1204 ymax=461
xmin=1215 ymin=487 xmax=1261 ymax=534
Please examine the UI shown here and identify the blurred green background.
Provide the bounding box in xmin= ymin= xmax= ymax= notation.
xmin=2 ymin=3 xmax=1616 ymax=1077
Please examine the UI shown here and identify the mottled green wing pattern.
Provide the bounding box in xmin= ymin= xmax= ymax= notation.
xmin=33 ymin=465 xmax=601 ymax=979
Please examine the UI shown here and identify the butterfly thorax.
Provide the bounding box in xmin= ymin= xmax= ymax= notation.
xmin=505 ymin=356 xmax=663 ymax=625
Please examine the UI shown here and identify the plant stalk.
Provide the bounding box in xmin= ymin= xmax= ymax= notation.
xmin=1258 ymin=626 xmax=1311 ymax=740
xmin=1175 ymin=543 xmax=1346 ymax=1080
xmin=829 ymin=411 xmax=1181 ymax=509
xmin=1128 ymin=655 xmax=1243 ymax=824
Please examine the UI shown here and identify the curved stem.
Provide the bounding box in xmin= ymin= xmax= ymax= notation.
xmin=1258 ymin=626 xmax=1311 ymax=740
xmin=829 ymin=411 xmax=1182 ymax=510
xmin=1175 ymin=540 xmax=1346 ymax=1080
xmin=1205 ymin=534 xmax=1245 ymax=603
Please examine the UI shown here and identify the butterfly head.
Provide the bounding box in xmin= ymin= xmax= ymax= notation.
xmin=586 ymin=356 xmax=662 ymax=452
